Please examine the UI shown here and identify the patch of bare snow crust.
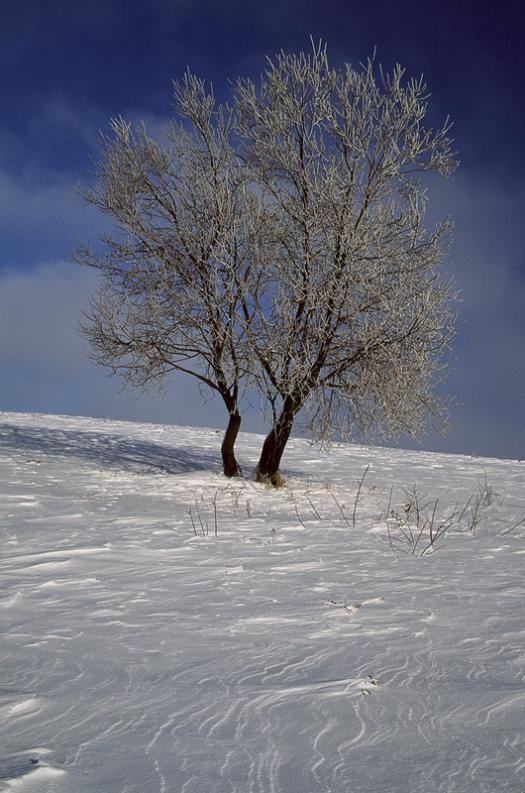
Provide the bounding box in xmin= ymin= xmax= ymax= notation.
xmin=1 ymin=410 xmax=524 ymax=792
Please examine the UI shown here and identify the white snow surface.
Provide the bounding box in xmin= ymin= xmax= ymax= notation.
xmin=1 ymin=411 xmax=524 ymax=792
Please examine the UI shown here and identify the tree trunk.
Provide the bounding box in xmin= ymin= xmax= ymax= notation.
xmin=255 ymin=397 xmax=297 ymax=487
xmin=221 ymin=410 xmax=242 ymax=477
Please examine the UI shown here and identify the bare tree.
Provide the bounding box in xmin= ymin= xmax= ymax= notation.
xmin=234 ymin=43 xmax=458 ymax=485
xmin=76 ymin=73 xmax=261 ymax=477
xmin=78 ymin=44 xmax=457 ymax=487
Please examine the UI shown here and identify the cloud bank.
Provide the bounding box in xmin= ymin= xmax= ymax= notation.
xmin=0 ymin=261 xmax=245 ymax=432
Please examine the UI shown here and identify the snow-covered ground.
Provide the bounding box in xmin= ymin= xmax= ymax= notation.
xmin=1 ymin=411 xmax=524 ymax=793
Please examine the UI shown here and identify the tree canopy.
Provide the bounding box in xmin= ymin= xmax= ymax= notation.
xmin=77 ymin=43 xmax=457 ymax=485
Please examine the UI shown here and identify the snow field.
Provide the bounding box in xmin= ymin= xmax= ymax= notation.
xmin=1 ymin=412 xmax=524 ymax=792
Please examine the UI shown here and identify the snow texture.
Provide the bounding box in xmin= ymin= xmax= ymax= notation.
xmin=1 ymin=411 xmax=524 ymax=792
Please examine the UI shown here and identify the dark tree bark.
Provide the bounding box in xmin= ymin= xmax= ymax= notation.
xmin=255 ymin=397 xmax=298 ymax=486
xmin=221 ymin=409 xmax=242 ymax=477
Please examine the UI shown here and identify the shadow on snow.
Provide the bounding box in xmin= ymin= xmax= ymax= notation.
xmin=0 ymin=422 xmax=222 ymax=475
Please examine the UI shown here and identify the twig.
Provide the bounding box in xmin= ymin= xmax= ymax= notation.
xmin=327 ymin=487 xmax=350 ymax=526
xmin=501 ymin=517 xmax=525 ymax=536
xmin=429 ymin=498 xmax=439 ymax=547
xmin=467 ymin=495 xmax=481 ymax=535
xmin=393 ymin=515 xmax=413 ymax=545
xmin=352 ymin=464 xmax=370 ymax=528
xmin=386 ymin=520 xmax=409 ymax=553
xmin=305 ymin=494 xmax=322 ymax=521
xmin=195 ymin=500 xmax=206 ymax=536
xmin=188 ymin=506 xmax=198 ymax=536
xmin=212 ymin=489 xmax=218 ymax=538
xmin=294 ymin=504 xmax=306 ymax=529
xmin=384 ymin=485 xmax=393 ymax=521
xmin=457 ymin=495 xmax=474 ymax=524
xmin=412 ymin=518 xmax=428 ymax=555
xmin=418 ymin=505 xmax=457 ymax=557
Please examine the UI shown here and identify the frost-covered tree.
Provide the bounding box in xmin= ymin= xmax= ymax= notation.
xmin=234 ymin=44 xmax=458 ymax=485
xmin=78 ymin=43 xmax=457 ymax=487
xmin=76 ymin=74 xmax=262 ymax=477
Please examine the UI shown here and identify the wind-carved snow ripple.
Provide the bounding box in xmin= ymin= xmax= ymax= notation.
xmin=2 ymin=413 xmax=525 ymax=792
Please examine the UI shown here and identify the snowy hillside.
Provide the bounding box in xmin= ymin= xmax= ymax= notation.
xmin=1 ymin=411 xmax=524 ymax=792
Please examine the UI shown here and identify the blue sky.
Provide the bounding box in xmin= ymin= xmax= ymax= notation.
xmin=1 ymin=0 xmax=524 ymax=459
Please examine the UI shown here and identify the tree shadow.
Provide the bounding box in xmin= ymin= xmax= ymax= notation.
xmin=0 ymin=423 xmax=221 ymax=475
